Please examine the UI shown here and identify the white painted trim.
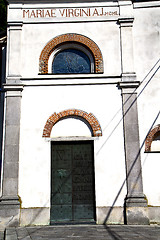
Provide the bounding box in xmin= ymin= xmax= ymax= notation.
xmin=9 ymin=2 xmax=119 ymax=9
xmin=133 ymin=1 xmax=160 ymax=9
xmin=20 ymin=75 xmax=121 ymax=86
xmin=44 ymin=136 xmax=99 ymax=141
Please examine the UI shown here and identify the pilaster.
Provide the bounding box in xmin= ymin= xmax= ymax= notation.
xmin=0 ymin=83 xmax=23 ymax=227
xmin=118 ymin=0 xmax=149 ymax=225
xmin=118 ymin=81 xmax=149 ymax=225
xmin=6 ymin=22 xmax=23 ymax=79
xmin=118 ymin=17 xmax=135 ymax=75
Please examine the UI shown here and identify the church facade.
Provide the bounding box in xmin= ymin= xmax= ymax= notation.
xmin=0 ymin=0 xmax=160 ymax=227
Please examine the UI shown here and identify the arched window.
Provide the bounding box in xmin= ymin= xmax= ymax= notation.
xmin=53 ymin=49 xmax=91 ymax=74
xmin=48 ymin=43 xmax=94 ymax=74
xmin=151 ymin=132 xmax=160 ymax=152
xmin=42 ymin=109 xmax=102 ymax=138
xmin=39 ymin=33 xmax=103 ymax=74
xmin=145 ymin=125 xmax=160 ymax=152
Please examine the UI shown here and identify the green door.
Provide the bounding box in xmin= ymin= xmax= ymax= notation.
xmin=51 ymin=141 xmax=95 ymax=224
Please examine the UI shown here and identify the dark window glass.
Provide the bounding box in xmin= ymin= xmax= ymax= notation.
xmin=52 ymin=49 xmax=91 ymax=74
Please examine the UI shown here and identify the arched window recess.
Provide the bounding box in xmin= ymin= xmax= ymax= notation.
xmin=42 ymin=109 xmax=102 ymax=138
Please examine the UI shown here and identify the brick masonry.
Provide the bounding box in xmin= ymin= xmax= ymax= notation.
xmin=39 ymin=33 xmax=103 ymax=74
xmin=42 ymin=109 xmax=102 ymax=137
xmin=145 ymin=124 xmax=160 ymax=152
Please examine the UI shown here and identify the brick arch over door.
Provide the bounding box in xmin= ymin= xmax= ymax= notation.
xmin=42 ymin=109 xmax=102 ymax=138
xmin=39 ymin=33 xmax=103 ymax=74
xmin=145 ymin=124 xmax=160 ymax=152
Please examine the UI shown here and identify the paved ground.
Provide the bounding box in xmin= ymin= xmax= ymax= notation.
xmin=0 ymin=230 xmax=4 ymax=240
xmin=3 ymin=224 xmax=160 ymax=240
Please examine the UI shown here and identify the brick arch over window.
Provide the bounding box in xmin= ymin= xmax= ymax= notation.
xmin=42 ymin=109 xmax=102 ymax=138
xmin=145 ymin=125 xmax=160 ymax=152
xmin=39 ymin=33 xmax=103 ymax=74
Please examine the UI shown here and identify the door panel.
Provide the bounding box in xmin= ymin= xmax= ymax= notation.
xmin=51 ymin=205 xmax=72 ymax=221
xmin=73 ymin=205 xmax=94 ymax=219
xmin=51 ymin=141 xmax=95 ymax=223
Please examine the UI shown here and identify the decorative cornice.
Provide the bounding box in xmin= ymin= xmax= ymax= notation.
xmin=118 ymin=17 xmax=134 ymax=27
xmin=8 ymin=22 xmax=23 ymax=30
xmin=118 ymin=81 xmax=140 ymax=89
xmin=3 ymin=84 xmax=24 ymax=91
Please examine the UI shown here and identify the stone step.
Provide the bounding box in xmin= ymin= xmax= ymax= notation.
xmin=3 ymin=225 xmax=160 ymax=240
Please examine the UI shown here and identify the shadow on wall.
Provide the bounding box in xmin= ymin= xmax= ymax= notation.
xmin=0 ymin=36 xmax=6 ymax=187
xmin=14 ymin=59 xmax=160 ymax=228
xmin=98 ymin=59 xmax=160 ymax=225
xmin=20 ymin=200 xmax=50 ymax=227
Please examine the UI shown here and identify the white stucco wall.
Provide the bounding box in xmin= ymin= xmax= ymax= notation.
xmin=20 ymin=21 xmax=121 ymax=78
xmin=6 ymin=0 xmax=160 ymax=225
xmin=15 ymin=1 xmax=126 ymax=211
xmin=7 ymin=2 xmax=121 ymax=78
xmin=19 ymin=83 xmax=126 ymax=208
xmin=133 ymin=6 xmax=160 ymax=206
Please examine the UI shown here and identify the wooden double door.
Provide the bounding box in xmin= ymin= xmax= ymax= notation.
xmin=51 ymin=141 xmax=95 ymax=224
